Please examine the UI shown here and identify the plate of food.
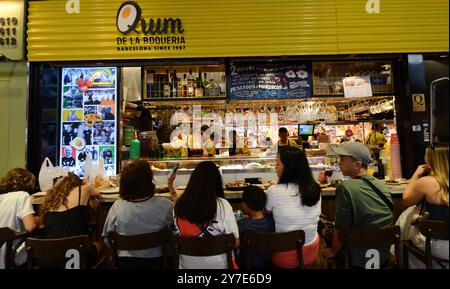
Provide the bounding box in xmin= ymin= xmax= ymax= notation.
xmin=100 ymin=186 xmax=120 ymax=194
xmin=385 ymin=180 xmax=401 ymax=186
xmin=225 ymin=182 xmax=249 ymax=191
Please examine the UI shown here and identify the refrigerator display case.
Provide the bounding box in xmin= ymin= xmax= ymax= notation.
xmin=122 ymin=156 xmax=331 ymax=187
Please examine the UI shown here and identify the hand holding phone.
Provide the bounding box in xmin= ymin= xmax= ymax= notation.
xmin=170 ymin=163 xmax=179 ymax=178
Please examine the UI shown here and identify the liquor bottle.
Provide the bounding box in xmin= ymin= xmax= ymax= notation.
xmin=187 ymin=69 xmax=196 ymax=97
xmin=172 ymin=69 xmax=178 ymax=97
xmin=202 ymin=72 xmax=210 ymax=97
xmin=163 ymin=69 xmax=171 ymax=98
xmin=195 ymin=73 xmax=203 ymax=97
xmin=130 ymin=131 xmax=141 ymax=160
xmin=219 ymin=74 xmax=226 ymax=96
xmin=181 ymin=74 xmax=188 ymax=97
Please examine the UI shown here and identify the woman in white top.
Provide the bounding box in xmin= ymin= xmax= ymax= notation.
xmin=0 ymin=168 xmax=37 ymax=268
xmin=173 ymin=161 xmax=239 ymax=269
xmin=266 ymin=149 xmax=322 ymax=268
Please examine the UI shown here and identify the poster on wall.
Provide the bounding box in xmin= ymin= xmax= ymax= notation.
xmin=229 ymin=62 xmax=312 ymax=99
xmin=343 ymin=76 xmax=372 ymax=98
xmin=60 ymin=67 xmax=117 ymax=177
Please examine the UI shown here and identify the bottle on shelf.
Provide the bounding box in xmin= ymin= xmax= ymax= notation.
xmin=187 ymin=69 xmax=196 ymax=97
xmin=163 ymin=69 xmax=171 ymax=98
xmin=172 ymin=69 xmax=178 ymax=97
xmin=130 ymin=130 xmax=141 ymax=160
xmin=202 ymin=72 xmax=210 ymax=97
xmin=182 ymin=74 xmax=188 ymax=97
xmin=219 ymin=74 xmax=226 ymax=96
xmin=195 ymin=72 xmax=203 ymax=97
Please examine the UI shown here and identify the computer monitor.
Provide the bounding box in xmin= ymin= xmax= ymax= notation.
xmin=298 ymin=124 xmax=315 ymax=136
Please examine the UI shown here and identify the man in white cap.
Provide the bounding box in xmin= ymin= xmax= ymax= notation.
xmin=323 ymin=142 xmax=393 ymax=268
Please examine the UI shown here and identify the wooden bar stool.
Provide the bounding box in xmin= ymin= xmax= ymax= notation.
xmin=108 ymin=228 xmax=173 ymax=269
xmin=403 ymin=220 xmax=449 ymax=269
xmin=341 ymin=225 xmax=402 ymax=269
xmin=241 ymin=230 xmax=305 ymax=269
xmin=173 ymin=234 xmax=235 ymax=269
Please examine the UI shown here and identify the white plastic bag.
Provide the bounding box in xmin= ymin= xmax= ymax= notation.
xmin=83 ymin=153 xmax=107 ymax=184
xmin=38 ymin=158 xmax=69 ymax=191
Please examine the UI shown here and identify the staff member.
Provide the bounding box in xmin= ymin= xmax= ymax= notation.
xmin=365 ymin=123 xmax=386 ymax=148
xmin=228 ymin=130 xmax=250 ymax=156
xmin=278 ymin=127 xmax=300 ymax=151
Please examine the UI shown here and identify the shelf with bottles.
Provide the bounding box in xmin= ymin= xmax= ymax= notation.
xmin=312 ymin=61 xmax=394 ymax=96
xmin=144 ymin=64 xmax=227 ymax=100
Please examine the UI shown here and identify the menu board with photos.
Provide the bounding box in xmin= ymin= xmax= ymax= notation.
xmin=229 ymin=62 xmax=312 ymax=99
xmin=60 ymin=67 xmax=117 ymax=177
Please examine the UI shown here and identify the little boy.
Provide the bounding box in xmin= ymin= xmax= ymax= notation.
xmin=237 ymin=185 xmax=275 ymax=268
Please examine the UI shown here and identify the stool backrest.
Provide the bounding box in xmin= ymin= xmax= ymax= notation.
xmin=26 ymin=235 xmax=91 ymax=269
xmin=108 ymin=228 xmax=172 ymax=268
xmin=241 ymin=230 xmax=305 ymax=269
xmin=173 ymin=234 xmax=235 ymax=269
xmin=0 ymin=227 xmax=16 ymax=269
xmin=420 ymin=220 xmax=449 ymax=268
xmin=341 ymin=225 xmax=401 ymax=269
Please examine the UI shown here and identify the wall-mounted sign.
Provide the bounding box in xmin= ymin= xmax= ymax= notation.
xmin=412 ymin=93 xmax=426 ymax=112
xmin=343 ymin=76 xmax=373 ymax=98
xmin=26 ymin=0 xmax=449 ymax=61
xmin=115 ymin=1 xmax=186 ymax=53
xmin=229 ymin=62 xmax=312 ymax=99
xmin=0 ymin=1 xmax=24 ymax=60
xmin=60 ymin=67 xmax=118 ymax=177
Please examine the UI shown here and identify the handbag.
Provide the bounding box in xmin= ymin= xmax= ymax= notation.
xmin=318 ymin=213 xmax=335 ymax=248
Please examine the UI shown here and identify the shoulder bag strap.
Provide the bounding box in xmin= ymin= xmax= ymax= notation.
xmin=356 ymin=176 xmax=394 ymax=212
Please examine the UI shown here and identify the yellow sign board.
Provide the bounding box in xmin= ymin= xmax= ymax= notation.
xmin=0 ymin=0 xmax=25 ymax=61
xmin=26 ymin=0 xmax=449 ymax=61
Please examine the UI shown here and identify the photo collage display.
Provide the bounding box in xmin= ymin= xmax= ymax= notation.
xmin=60 ymin=67 xmax=117 ymax=177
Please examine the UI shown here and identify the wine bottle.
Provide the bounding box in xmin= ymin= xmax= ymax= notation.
xmin=195 ymin=73 xmax=203 ymax=97
xmin=182 ymin=74 xmax=188 ymax=97
xmin=219 ymin=74 xmax=226 ymax=96
xmin=202 ymin=73 xmax=210 ymax=97
xmin=164 ymin=69 xmax=171 ymax=98
xmin=187 ymin=69 xmax=196 ymax=97
xmin=172 ymin=69 xmax=178 ymax=97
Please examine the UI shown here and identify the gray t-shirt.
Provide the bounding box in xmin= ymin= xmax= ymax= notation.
xmin=102 ymin=196 xmax=173 ymax=258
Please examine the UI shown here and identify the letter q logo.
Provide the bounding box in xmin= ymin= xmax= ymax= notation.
xmin=66 ymin=0 xmax=80 ymax=14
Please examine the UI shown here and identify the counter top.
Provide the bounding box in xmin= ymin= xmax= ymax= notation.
xmin=31 ymin=183 xmax=408 ymax=205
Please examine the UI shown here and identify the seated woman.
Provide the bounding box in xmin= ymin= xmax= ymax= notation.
xmin=399 ymin=143 xmax=449 ymax=268
xmin=173 ymin=161 xmax=240 ymax=269
xmin=0 ymin=168 xmax=37 ymax=269
xmin=102 ymin=160 xmax=174 ymax=269
xmin=38 ymin=172 xmax=107 ymax=268
xmin=265 ymin=149 xmax=322 ymax=268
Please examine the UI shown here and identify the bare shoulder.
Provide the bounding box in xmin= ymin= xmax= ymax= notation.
xmin=414 ymin=176 xmax=439 ymax=191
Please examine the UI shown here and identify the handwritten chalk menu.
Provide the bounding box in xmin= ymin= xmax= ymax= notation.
xmin=229 ymin=62 xmax=312 ymax=99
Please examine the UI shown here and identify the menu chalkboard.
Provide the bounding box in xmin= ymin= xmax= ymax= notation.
xmin=229 ymin=62 xmax=312 ymax=99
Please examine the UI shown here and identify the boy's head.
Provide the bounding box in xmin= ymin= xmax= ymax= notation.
xmin=242 ymin=185 xmax=266 ymax=214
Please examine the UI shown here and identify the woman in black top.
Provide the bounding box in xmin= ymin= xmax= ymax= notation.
xmin=38 ymin=173 xmax=109 ymax=268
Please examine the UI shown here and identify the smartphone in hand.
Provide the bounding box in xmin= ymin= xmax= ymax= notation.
xmin=169 ymin=163 xmax=179 ymax=178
